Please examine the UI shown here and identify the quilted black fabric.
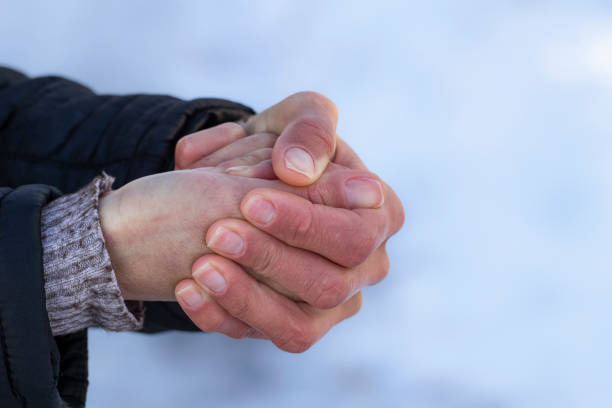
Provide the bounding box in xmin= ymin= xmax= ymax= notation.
xmin=0 ymin=66 xmax=254 ymax=407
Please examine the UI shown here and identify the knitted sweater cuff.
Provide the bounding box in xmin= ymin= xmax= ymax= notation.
xmin=41 ymin=173 xmax=144 ymax=336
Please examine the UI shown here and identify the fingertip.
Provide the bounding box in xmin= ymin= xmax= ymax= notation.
xmin=174 ymin=137 xmax=191 ymax=169
xmin=175 ymin=278 xmax=194 ymax=295
xmin=175 ymin=279 xmax=206 ymax=309
xmin=175 ymin=123 xmax=248 ymax=169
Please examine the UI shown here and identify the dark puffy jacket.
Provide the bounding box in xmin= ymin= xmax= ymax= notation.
xmin=0 ymin=67 xmax=253 ymax=407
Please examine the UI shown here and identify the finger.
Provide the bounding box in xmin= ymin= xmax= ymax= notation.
xmin=225 ymin=159 xmax=277 ymax=180
xmin=240 ymin=186 xmax=403 ymax=268
xmin=245 ymin=92 xmax=338 ymax=186
xmin=216 ymin=147 xmax=272 ymax=170
xmin=205 ymin=219 xmax=391 ymax=308
xmin=202 ymin=162 xmax=387 ymax=209
xmin=187 ymin=133 xmax=277 ymax=169
xmin=191 ymin=254 xmax=362 ymax=353
xmin=175 ymin=279 xmax=258 ymax=339
xmin=175 ymin=123 xmax=246 ymax=169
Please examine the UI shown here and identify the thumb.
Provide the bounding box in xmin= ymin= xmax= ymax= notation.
xmin=245 ymin=92 xmax=338 ymax=186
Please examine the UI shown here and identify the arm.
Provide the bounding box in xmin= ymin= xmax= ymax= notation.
xmin=0 ymin=66 xmax=254 ymax=333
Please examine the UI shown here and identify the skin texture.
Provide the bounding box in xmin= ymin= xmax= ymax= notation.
xmin=98 ymin=150 xmax=391 ymax=301
xmin=168 ymin=92 xmax=404 ymax=352
xmin=176 ymin=91 xmax=340 ymax=187
xmin=101 ymin=91 xmax=405 ymax=353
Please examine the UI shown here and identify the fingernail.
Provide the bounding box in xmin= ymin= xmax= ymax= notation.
xmin=243 ymin=196 xmax=275 ymax=224
xmin=193 ymin=262 xmax=227 ymax=293
xmin=285 ymin=147 xmax=315 ymax=179
xmin=208 ymin=226 xmax=244 ymax=255
xmin=176 ymin=283 xmax=205 ymax=308
xmin=344 ymin=178 xmax=385 ymax=208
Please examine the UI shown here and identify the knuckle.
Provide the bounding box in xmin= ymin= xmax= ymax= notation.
xmin=312 ymin=274 xmax=351 ymax=309
xmin=344 ymin=229 xmax=378 ymax=267
xmin=252 ymin=239 xmax=280 ymax=277
xmin=339 ymin=232 xmax=377 ymax=268
xmin=292 ymin=116 xmax=335 ymax=155
xmin=289 ymin=203 xmax=315 ymax=244
xmin=298 ymin=91 xmax=338 ymax=119
xmin=276 ymin=321 xmax=317 ymax=354
xmin=228 ymin=290 xmax=252 ymax=321
xmin=197 ymin=306 xmax=226 ymax=333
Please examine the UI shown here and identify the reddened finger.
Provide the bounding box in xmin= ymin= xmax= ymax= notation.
xmin=190 ymin=254 xmax=361 ymax=353
xmin=257 ymin=163 xmax=385 ymax=209
xmin=241 ymin=188 xmax=389 ymax=268
xmin=206 ymin=219 xmax=354 ymax=308
xmin=244 ymin=92 xmax=338 ymax=186
xmin=205 ymin=219 xmax=390 ymax=308
xmin=175 ymin=123 xmax=246 ymax=169
xmin=271 ymin=116 xmax=336 ymax=186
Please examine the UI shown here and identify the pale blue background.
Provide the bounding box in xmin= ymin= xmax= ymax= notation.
xmin=2 ymin=1 xmax=611 ymax=407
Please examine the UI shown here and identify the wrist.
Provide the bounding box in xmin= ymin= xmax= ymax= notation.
xmin=98 ymin=189 xmax=133 ymax=299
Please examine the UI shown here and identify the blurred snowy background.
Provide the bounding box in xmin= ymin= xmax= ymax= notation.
xmin=2 ymin=1 xmax=612 ymax=407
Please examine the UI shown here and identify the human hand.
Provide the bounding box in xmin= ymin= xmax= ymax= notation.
xmin=172 ymin=95 xmax=404 ymax=351
xmin=98 ymin=148 xmax=383 ymax=302
xmin=176 ymin=91 xmax=340 ymax=186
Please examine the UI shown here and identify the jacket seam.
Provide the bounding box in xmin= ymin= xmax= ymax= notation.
xmin=0 ymin=315 xmax=24 ymax=404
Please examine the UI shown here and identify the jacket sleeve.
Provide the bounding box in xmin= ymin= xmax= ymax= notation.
xmin=0 ymin=184 xmax=72 ymax=407
xmin=0 ymin=66 xmax=256 ymax=334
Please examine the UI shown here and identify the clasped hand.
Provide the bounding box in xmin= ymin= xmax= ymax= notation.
xmin=99 ymin=92 xmax=404 ymax=353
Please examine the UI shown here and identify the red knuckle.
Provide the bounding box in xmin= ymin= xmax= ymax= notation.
xmin=312 ymin=275 xmax=350 ymax=309
xmin=338 ymin=234 xmax=376 ymax=268
xmin=343 ymin=230 xmax=378 ymax=268
xmin=277 ymin=323 xmax=317 ymax=354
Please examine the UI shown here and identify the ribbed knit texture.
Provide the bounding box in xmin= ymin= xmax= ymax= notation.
xmin=41 ymin=174 xmax=144 ymax=336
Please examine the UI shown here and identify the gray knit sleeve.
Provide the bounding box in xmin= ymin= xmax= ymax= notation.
xmin=41 ymin=174 xmax=144 ymax=336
